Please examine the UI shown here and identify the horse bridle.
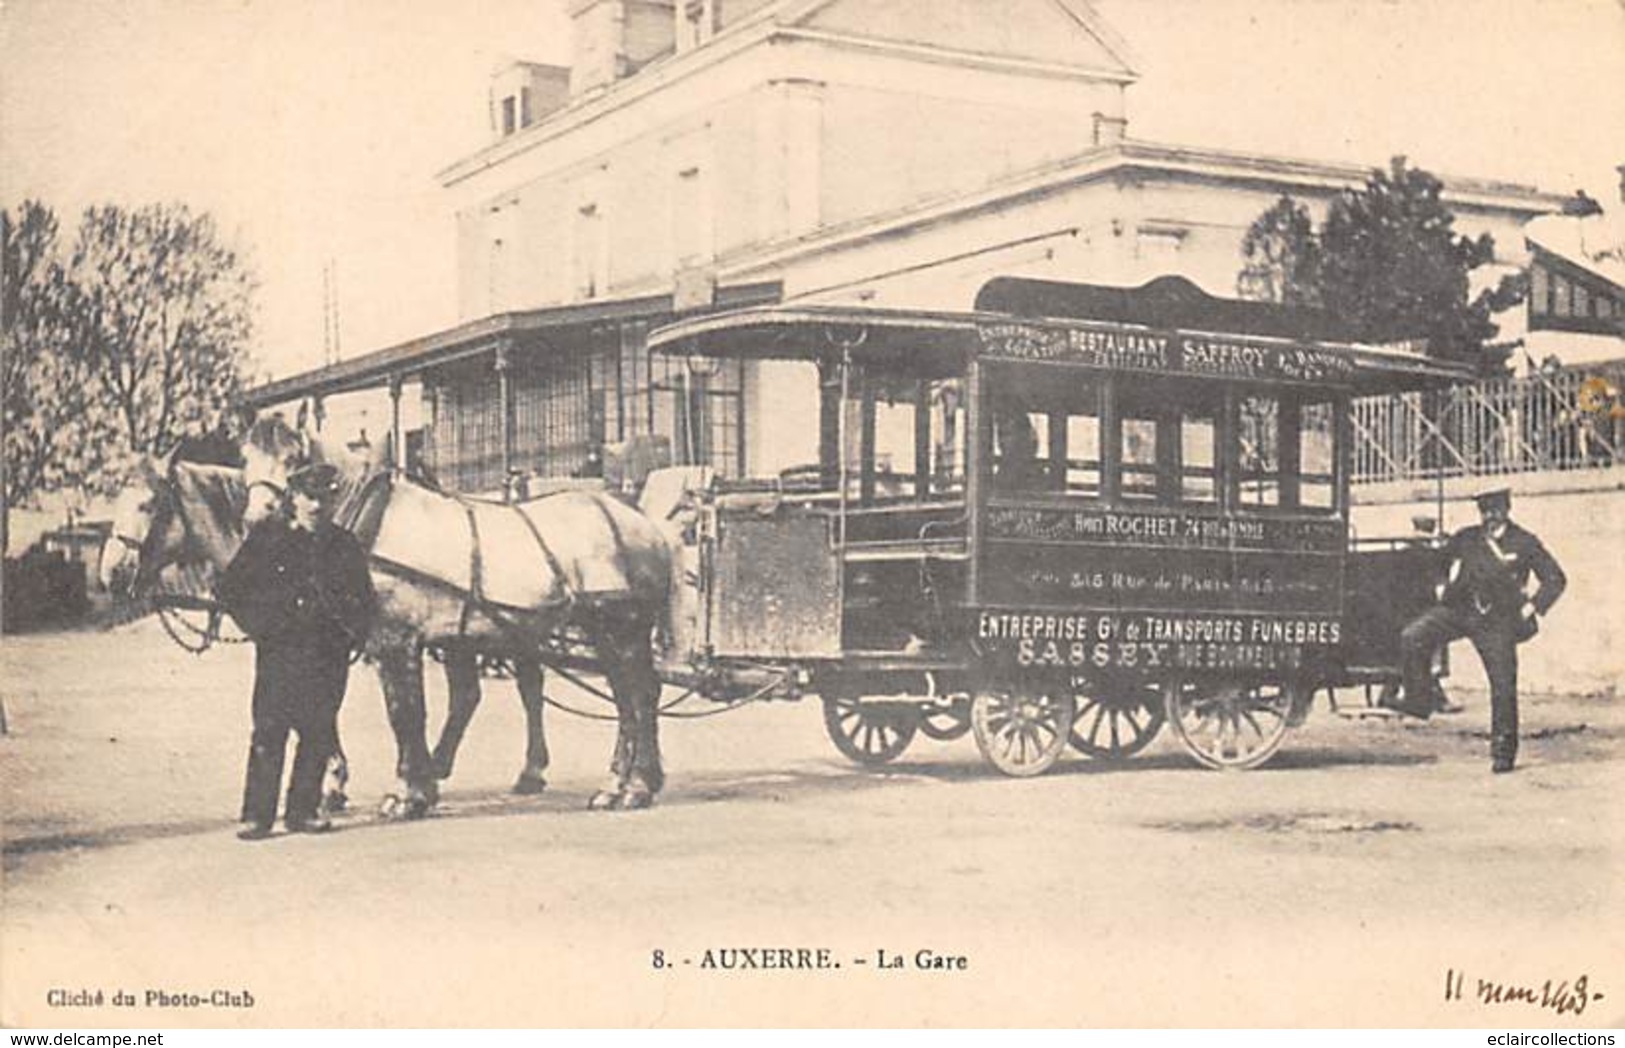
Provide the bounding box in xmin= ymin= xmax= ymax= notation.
xmin=245 ymin=476 xmax=288 ymax=507
xmin=120 ymin=464 xmax=250 ymax=653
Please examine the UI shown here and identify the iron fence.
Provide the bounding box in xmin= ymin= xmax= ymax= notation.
xmin=1352 ymin=359 xmax=1625 ymax=484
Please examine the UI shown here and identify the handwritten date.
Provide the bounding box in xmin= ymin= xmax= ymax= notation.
xmin=1446 ymin=968 xmax=1601 ymax=1016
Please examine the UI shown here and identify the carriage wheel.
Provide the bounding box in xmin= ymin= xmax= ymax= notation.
xmin=1068 ymin=684 xmax=1166 ymax=760
xmin=970 ymin=687 xmax=1076 ymax=778
xmin=823 ymin=696 xmax=919 ymax=766
xmin=1164 ymin=681 xmax=1292 ymax=771
xmin=918 ymin=696 xmax=972 ymax=741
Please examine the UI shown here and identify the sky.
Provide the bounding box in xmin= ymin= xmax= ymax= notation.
xmin=4 ymin=0 xmax=1623 ymax=383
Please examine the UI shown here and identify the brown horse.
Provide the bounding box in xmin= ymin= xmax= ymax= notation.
xmin=105 ymin=420 xmax=674 ymax=814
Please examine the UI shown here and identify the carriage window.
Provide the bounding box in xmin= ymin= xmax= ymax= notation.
xmin=1119 ymin=415 xmax=1161 ymax=501
xmin=871 ymin=379 xmax=916 ymax=498
xmin=991 ymin=407 xmax=1047 ymax=493
xmin=1299 ymin=399 xmax=1337 ymax=510
xmin=1182 ymin=409 xmax=1217 ymax=503
xmin=928 ymin=378 xmax=966 ymax=496
xmin=1237 ymin=394 xmax=1282 ymax=507
xmin=1235 ymin=392 xmax=1339 ymax=511
xmin=1064 ymin=413 xmax=1101 ymax=496
xmin=1112 ymin=381 xmax=1217 ymax=505
xmin=846 ymin=369 xmax=966 ymax=502
xmin=989 ymin=368 xmax=1101 ymax=497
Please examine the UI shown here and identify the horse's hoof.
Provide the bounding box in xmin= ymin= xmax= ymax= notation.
xmin=321 ymin=791 xmax=349 ymax=816
xmin=512 ymin=774 xmax=548 ymax=796
xmin=587 ymin=790 xmax=621 ymax=811
xmin=379 ymin=791 xmax=433 ymax=820
xmin=618 ymin=787 xmax=654 ymax=811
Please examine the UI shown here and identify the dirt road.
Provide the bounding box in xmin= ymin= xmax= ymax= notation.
xmin=3 ymin=620 xmax=1621 ymax=1027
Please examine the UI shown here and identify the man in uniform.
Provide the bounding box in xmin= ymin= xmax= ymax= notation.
xmin=1388 ymin=487 xmax=1566 ymax=773
xmin=216 ymin=463 xmax=376 ymax=839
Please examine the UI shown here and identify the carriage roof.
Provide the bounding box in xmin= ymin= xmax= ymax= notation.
xmin=648 ymin=275 xmax=1476 ymax=394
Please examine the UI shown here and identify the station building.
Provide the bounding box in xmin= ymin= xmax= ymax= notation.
xmin=246 ymin=0 xmax=1568 ymax=496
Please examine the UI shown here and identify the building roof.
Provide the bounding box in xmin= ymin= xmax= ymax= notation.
xmin=715 ymin=137 xmax=1571 ymax=287
xmin=439 ymin=0 xmax=1139 ymax=189
xmin=1525 ymin=212 xmax=1625 ymax=291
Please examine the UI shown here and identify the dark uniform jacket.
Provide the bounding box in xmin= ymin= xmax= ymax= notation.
xmin=1440 ymin=521 xmax=1566 ymax=638
xmin=217 ymin=518 xmax=376 ymax=652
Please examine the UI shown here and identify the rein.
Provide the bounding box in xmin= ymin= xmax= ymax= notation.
xmin=442 ymin=644 xmax=785 ymax=722
xmin=153 ymin=595 xmax=249 ymax=656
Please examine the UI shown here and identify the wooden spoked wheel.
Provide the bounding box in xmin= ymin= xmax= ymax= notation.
xmin=970 ymin=687 xmax=1076 ymax=778
xmin=1068 ymin=684 xmax=1166 ymax=760
xmin=1164 ymin=681 xmax=1292 ymax=770
xmin=823 ymin=695 xmax=920 ymax=766
xmin=918 ymin=696 xmax=972 ymax=741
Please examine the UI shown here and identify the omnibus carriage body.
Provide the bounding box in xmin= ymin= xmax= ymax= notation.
xmin=646 ymin=277 xmax=1468 ymax=775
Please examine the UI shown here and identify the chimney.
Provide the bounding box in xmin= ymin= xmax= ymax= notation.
xmin=490 ymin=62 xmax=571 ymax=140
xmin=569 ymin=0 xmax=676 ymax=97
xmin=1092 ymin=112 xmax=1128 ymax=147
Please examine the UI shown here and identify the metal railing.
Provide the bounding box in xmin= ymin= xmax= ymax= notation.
xmin=1352 ymin=359 xmax=1625 ymax=484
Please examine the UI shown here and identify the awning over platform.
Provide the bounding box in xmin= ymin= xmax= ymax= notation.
xmin=244 ymin=282 xmax=782 ymax=408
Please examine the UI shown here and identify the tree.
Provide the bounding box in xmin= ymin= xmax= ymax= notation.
xmin=3 ymin=200 xmax=256 ymax=557
xmin=1238 ymin=157 xmax=1526 ymax=374
xmin=1236 ymin=196 xmax=1320 ymax=308
xmin=68 ymin=204 xmax=256 ymax=477
xmin=2 ymin=201 xmax=102 ymax=519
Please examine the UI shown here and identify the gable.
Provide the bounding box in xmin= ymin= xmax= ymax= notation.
xmin=799 ymin=0 xmax=1136 ymax=77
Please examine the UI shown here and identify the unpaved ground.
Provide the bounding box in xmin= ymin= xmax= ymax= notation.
xmin=2 ymin=619 xmax=1622 ymax=1028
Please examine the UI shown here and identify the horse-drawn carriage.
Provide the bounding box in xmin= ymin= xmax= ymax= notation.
xmin=643 ymin=276 xmax=1471 ymax=776
xmin=103 ymin=275 xmax=1472 ymax=814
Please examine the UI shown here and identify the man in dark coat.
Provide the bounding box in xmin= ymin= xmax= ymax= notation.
xmin=216 ymin=463 xmax=376 ymax=839
xmin=1389 ymin=487 xmax=1566 ymax=772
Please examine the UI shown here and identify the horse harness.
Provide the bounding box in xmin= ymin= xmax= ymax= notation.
xmin=451 ymin=495 xmax=577 ymax=638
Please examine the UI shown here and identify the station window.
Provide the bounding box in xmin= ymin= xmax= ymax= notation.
xmin=1553 ymin=275 xmax=1572 ymax=317
xmin=1531 ymin=266 xmax=1549 ymax=315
